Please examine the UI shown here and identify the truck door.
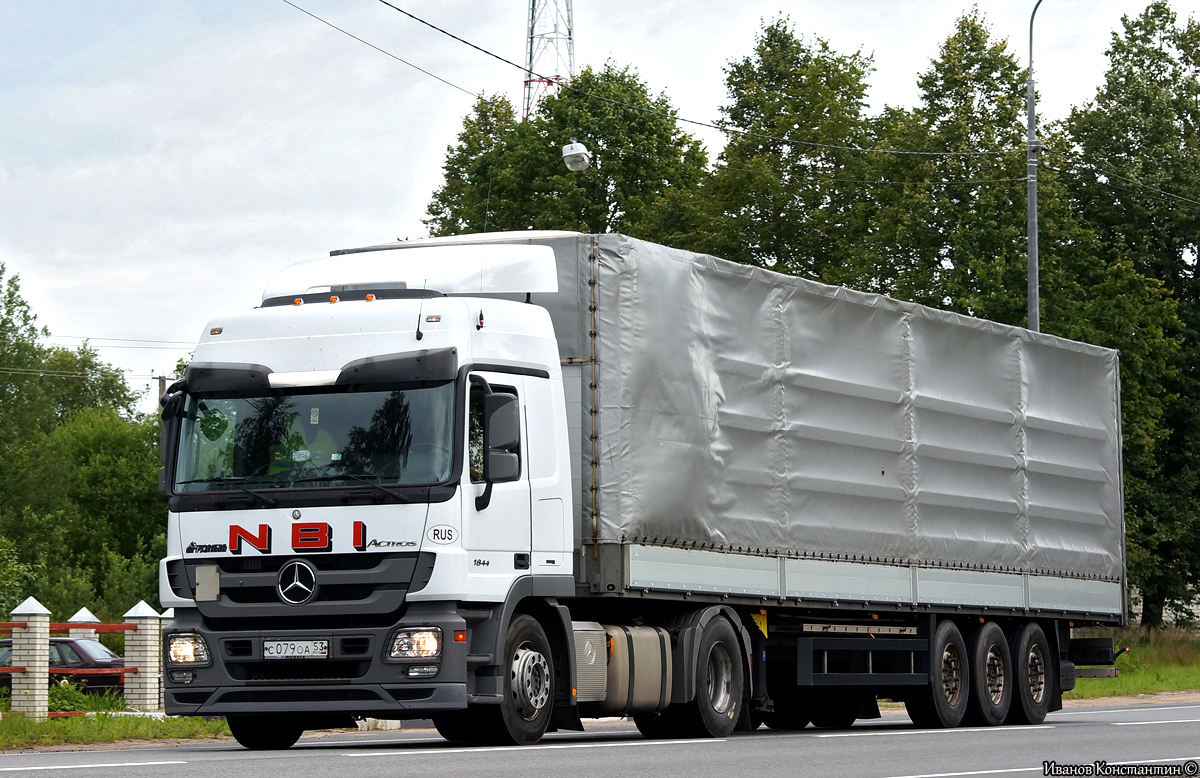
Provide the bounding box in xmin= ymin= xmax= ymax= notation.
xmin=464 ymin=372 xmax=532 ymax=574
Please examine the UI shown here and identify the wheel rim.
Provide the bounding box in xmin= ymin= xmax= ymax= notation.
xmin=940 ymin=643 xmax=963 ymax=706
xmin=984 ymin=645 xmax=1006 ymax=705
xmin=509 ymin=642 xmax=550 ymax=720
xmin=706 ymin=641 xmax=734 ymax=714
xmin=1026 ymin=644 xmax=1046 ymax=705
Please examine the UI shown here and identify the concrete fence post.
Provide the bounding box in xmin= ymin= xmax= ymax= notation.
xmin=123 ymin=600 xmax=162 ymax=712
xmin=67 ymin=607 xmax=100 ymax=641
xmin=10 ymin=597 xmax=50 ymax=721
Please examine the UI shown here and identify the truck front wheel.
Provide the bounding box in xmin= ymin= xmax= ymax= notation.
xmin=481 ymin=614 xmax=555 ymax=745
xmin=226 ymin=715 xmax=304 ymax=750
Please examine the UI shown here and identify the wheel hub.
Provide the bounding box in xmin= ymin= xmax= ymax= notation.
xmin=985 ymin=646 xmax=1006 ymax=705
xmin=510 ymin=643 xmax=550 ymax=720
xmin=1027 ymin=644 xmax=1046 ymax=704
xmin=940 ymin=644 xmax=962 ymax=706
xmin=707 ymin=642 xmax=734 ymax=714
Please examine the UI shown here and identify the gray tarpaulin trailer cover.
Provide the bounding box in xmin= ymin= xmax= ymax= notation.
xmin=336 ymin=231 xmax=1126 ymax=618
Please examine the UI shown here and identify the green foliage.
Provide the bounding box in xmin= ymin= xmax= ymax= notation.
xmin=0 ymin=714 xmax=230 ymax=748
xmin=425 ymin=63 xmax=707 ymax=238
xmin=47 ymin=681 xmax=127 ymax=713
xmin=0 ymin=264 xmax=165 ymax=621
xmin=1066 ymin=627 xmax=1200 ymax=698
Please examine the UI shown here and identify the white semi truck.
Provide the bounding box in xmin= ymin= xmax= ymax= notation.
xmin=158 ymin=232 xmax=1127 ymax=749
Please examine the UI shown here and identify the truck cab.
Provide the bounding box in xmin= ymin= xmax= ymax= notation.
xmin=159 ymin=240 xmax=576 ymax=747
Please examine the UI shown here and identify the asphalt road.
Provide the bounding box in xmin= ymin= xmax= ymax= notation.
xmin=3 ymin=701 xmax=1200 ymax=778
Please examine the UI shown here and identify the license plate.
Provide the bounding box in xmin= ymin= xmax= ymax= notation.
xmin=262 ymin=639 xmax=328 ymax=660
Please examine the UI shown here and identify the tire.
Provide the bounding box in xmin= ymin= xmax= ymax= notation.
xmin=809 ymin=695 xmax=856 ymax=730
xmin=963 ymin=621 xmax=1012 ymax=726
xmin=479 ymin=614 xmax=555 ymax=745
xmin=678 ymin=618 xmax=744 ymax=738
xmin=433 ymin=709 xmax=485 ymax=743
xmin=634 ymin=708 xmax=686 ymax=739
xmin=1006 ymin=622 xmax=1053 ymax=725
xmin=904 ymin=620 xmax=969 ymax=729
xmin=761 ymin=709 xmax=810 ymax=730
xmin=226 ymin=716 xmax=305 ymax=750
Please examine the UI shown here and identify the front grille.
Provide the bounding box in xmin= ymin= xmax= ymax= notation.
xmin=217 ymin=554 xmax=390 ymax=574
xmin=218 ymin=688 xmax=381 ymax=704
xmin=340 ymin=638 xmax=370 ymax=655
xmin=224 ymin=588 xmax=279 ymax=604
xmin=227 ymin=660 xmax=370 ymax=681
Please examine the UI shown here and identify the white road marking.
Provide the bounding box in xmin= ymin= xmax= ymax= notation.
xmin=344 ymin=737 xmax=722 ymax=757
xmin=0 ymin=761 xmax=187 ymax=773
xmin=1052 ymin=704 xmax=1200 ymax=716
xmin=815 ymin=725 xmax=1050 ymax=738
xmin=880 ymin=756 xmax=1200 ymax=778
xmin=1112 ymin=718 xmax=1200 ymax=726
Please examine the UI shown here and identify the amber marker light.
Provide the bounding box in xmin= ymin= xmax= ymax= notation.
xmin=454 ymin=630 xmax=467 ymax=643
xmin=209 ymin=327 xmax=223 ymax=336
xmin=329 ymin=296 xmax=339 ymax=303
xmin=293 ymin=298 xmax=303 ymax=306
xmin=365 ymin=294 xmax=376 ymax=301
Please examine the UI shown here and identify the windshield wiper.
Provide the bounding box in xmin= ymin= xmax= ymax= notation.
xmin=290 ymin=471 xmax=411 ymax=503
xmin=176 ymin=477 xmax=279 ymax=507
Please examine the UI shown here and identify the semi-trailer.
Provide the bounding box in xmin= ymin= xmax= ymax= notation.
xmin=158 ymin=232 xmax=1127 ymax=749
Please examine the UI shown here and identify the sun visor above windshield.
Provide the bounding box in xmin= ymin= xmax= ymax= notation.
xmin=185 ymin=362 xmax=273 ymax=395
xmin=261 ymin=244 xmax=557 ymax=301
xmin=337 ymin=347 xmax=458 ymax=386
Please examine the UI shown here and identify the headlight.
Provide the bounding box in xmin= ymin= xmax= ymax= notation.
xmin=167 ymin=633 xmax=210 ymax=664
xmin=389 ymin=628 xmax=441 ymax=659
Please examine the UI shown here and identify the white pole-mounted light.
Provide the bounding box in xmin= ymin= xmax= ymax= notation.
xmin=562 ymin=137 xmax=591 ymax=171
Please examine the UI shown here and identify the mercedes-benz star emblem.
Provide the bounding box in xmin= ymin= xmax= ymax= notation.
xmin=277 ymin=560 xmax=317 ymax=606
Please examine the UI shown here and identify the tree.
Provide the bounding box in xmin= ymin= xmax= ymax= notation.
xmin=425 ymin=64 xmax=707 ymax=238
xmin=1060 ymin=2 xmax=1200 ymax=626
xmin=669 ymin=20 xmax=874 ymax=280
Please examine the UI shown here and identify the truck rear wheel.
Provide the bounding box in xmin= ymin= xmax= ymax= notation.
xmin=678 ymin=617 xmax=743 ymax=738
xmin=481 ymin=614 xmax=555 ymax=745
xmin=905 ymin=620 xmax=968 ymax=728
xmin=964 ymin=621 xmax=1012 ymax=726
xmin=1006 ymin=622 xmax=1052 ymax=725
xmin=226 ymin=715 xmax=304 ymax=750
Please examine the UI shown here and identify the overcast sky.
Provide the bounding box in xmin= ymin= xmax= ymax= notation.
xmin=0 ymin=0 xmax=1181 ymax=411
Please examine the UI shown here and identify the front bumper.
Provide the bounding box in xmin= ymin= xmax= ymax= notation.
xmin=163 ymin=602 xmax=468 ymax=718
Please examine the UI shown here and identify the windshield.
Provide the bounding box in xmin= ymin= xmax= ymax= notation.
xmin=74 ymin=639 xmax=121 ymax=662
xmin=174 ymin=383 xmax=455 ymax=491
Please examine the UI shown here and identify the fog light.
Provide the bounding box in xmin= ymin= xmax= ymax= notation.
xmin=408 ymin=665 xmax=439 ymax=678
xmin=167 ymin=634 xmax=210 ymax=664
xmin=389 ymin=628 xmax=441 ymax=659
xmin=169 ymin=670 xmax=195 ymax=684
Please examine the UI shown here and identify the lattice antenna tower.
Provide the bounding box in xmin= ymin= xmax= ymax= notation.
xmin=523 ymin=0 xmax=574 ymax=120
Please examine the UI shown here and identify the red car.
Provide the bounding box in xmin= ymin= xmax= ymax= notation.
xmin=0 ymin=637 xmax=126 ymax=692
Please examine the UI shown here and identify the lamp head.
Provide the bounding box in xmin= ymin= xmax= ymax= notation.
xmin=562 ymin=139 xmax=592 ymax=172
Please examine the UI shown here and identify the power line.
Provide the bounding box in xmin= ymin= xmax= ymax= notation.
xmin=374 ymin=0 xmax=1024 ymax=159
xmin=279 ymin=0 xmax=476 ymax=98
xmin=1045 ymin=149 xmax=1200 ymax=212
xmin=46 ymin=343 xmax=194 ymax=351
xmin=51 ymin=335 xmax=194 ymax=345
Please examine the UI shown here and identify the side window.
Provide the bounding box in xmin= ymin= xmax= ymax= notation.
xmin=468 ymin=381 xmax=520 ymax=483
xmin=47 ymin=644 xmax=61 ymax=666
xmin=58 ymin=643 xmax=84 ymax=666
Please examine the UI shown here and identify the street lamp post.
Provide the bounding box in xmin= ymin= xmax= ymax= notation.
xmin=1027 ymin=0 xmax=1043 ymax=332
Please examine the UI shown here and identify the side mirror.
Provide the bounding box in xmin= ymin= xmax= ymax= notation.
xmin=481 ymin=393 xmax=520 ymax=483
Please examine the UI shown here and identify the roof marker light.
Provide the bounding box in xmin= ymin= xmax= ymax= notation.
xmin=425 ymin=315 xmax=441 ymax=323
xmin=329 ymin=296 xmax=339 ymax=303
xmin=209 ymin=327 xmax=223 ymax=336
xmin=293 ymin=298 xmax=303 ymax=306
xmin=365 ymin=294 xmax=376 ymax=301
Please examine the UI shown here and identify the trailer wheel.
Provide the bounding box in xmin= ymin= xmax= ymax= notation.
xmin=1006 ymin=622 xmax=1053 ymax=725
xmin=904 ymin=620 xmax=969 ymax=728
xmin=433 ymin=709 xmax=484 ymax=742
xmin=963 ymin=621 xmax=1012 ymax=726
xmin=480 ymin=614 xmax=555 ymax=745
xmin=226 ymin=716 xmax=304 ymax=750
xmin=679 ymin=617 xmax=743 ymax=738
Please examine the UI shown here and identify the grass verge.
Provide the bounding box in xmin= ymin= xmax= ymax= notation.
xmin=0 ymin=714 xmax=229 ymax=749
xmin=1065 ymin=627 xmax=1200 ymax=700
